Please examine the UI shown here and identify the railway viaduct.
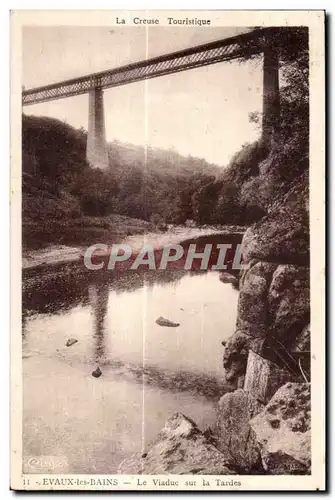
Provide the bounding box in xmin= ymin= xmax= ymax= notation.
xmin=22 ymin=27 xmax=306 ymax=169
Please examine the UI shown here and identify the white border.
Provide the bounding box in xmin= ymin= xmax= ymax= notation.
xmin=6 ymin=7 xmax=327 ymax=495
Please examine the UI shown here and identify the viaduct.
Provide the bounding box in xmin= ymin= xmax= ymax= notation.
xmin=22 ymin=27 xmax=306 ymax=169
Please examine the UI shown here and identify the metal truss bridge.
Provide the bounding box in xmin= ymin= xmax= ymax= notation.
xmin=22 ymin=27 xmax=285 ymax=106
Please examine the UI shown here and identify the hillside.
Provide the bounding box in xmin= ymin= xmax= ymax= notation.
xmin=108 ymin=140 xmax=220 ymax=178
xmin=22 ymin=114 xmax=220 ymax=248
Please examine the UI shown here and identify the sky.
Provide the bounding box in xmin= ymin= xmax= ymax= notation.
xmin=22 ymin=26 xmax=263 ymax=167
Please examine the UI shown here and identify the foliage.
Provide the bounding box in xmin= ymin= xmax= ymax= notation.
xmin=22 ymin=27 xmax=309 ymax=245
xmin=189 ymin=27 xmax=309 ymax=225
xmin=22 ymin=114 xmax=220 ymax=246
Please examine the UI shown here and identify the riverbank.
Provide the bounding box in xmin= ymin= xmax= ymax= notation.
xmin=22 ymin=223 xmax=247 ymax=271
xmin=22 ymin=214 xmax=152 ymax=252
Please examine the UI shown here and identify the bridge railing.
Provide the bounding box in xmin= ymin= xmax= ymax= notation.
xmin=22 ymin=27 xmax=274 ymax=106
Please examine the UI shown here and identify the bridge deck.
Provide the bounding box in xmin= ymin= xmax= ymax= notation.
xmin=22 ymin=27 xmax=280 ymax=106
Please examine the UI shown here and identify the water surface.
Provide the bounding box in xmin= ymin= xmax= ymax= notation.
xmin=22 ymin=234 xmax=239 ymax=473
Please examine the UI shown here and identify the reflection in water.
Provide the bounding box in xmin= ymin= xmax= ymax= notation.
xmin=89 ymin=283 xmax=109 ymax=363
xmin=22 ymin=232 xmax=243 ymax=316
xmin=22 ymin=267 xmax=190 ymax=317
xmin=23 ymin=270 xmax=238 ymax=378
xmin=22 ymin=233 xmax=242 ymax=473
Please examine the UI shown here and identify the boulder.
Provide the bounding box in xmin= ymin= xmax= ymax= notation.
xmin=236 ymin=261 xmax=277 ymax=339
xmin=219 ymin=272 xmax=239 ymax=289
xmin=235 ymin=318 xmax=268 ymax=340
xmin=241 ymin=261 xmax=276 ymax=295
xmin=242 ymin=193 xmax=309 ymax=266
xmin=117 ymin=413 xmax=234 ymax=475
xmin=215 ymin=389 xmax=264 ymax=472
xmin=250 ymin=382 xmax=311 ymax=474
xmin=268 ymin=265 xmax=310 ymax=341
xmin=222 ymin=331 xmax=250 ymax=388
xmin=92 ymin=367 xmax=102 ymax=378
xmin=222 ymin=331 xmax=267 ymax=387
xmin=156 ymin=317 xmax=180 ymax=327
xmin=66 ymin=338 xmax=78 ymax=347
xmin=243 ymin=350 xmax=293 ymax=404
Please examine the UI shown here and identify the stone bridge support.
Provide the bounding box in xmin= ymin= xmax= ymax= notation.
xmin=262 ymin=47 xmax=280 ymax=148
xmin=86 ymin=87 xmax=109 ymax=169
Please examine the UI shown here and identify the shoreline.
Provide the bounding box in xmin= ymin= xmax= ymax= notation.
xmin=22 ymin=224 xmax=247 ymax=272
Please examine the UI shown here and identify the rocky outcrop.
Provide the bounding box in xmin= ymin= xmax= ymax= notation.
xmin=118 ymin=176 xmax=312 ymax=476
xmin=118 ymin=413 xmax=235 ymax=475
xmin=242 ymin=187 xmax=309 ymax=266
xmin=219 ymin=271 xmax=239 ymax=289
xmin=217 ymin=176 xmax=311 ymax=476
xmin=292 ymin=324 xmax=310 ymax=353
xmin=222 ymin=331 xmax=250 ymax=389
xmin=236 ymin=261 xmax=277 ymax=339
xmin=222 ymin=182 xmax=310 ymax=387
xmin=250 ymin=383 xmax=311 ymax=474
xmin=243 ymin=350 xmax=292 ymax=404
xmin=268 ymin=265 xmax=309 ymax=342
xmin=215 ymin=389 xmax=264 ymax=472
xmin=235 ymin=262 xmax=309 ymax=346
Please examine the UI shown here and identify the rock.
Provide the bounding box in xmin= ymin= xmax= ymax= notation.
xmin=66 ymin=338 xmax=78 ymax=347
xmin=250 ymin=382 xmax=311 ymax=474
xmin=222 ymin=331 xmax=267 ymax=388
xmin=242 ymin=191 xmax=309 ymax=266
xmin=244 ymin=350 xmax=293 ymax=404
xmin=219 ymin=272 xmax=239 ymax=289
xmin=241 ymin=261 xmax=275 ymax=295
xmin=118 ymin=413 xmax=235 ymax=474
xmin=235 ymin=318 xmax=268 ymax=339
xmin=236 ymin=261 xmax=276 ymax=339
xmin=238 ymin=292 xmax=268 ymax=325
xmin=291 ymin=324 xmax=311 ymax=379
xmin=222 ymin=331 xmax=250 ymax=388
xmin=92 ymin=367 xmax=102 ymax=378
xmin=292 ymin=324 xmax=310 ymax=353
xmin=215 ymin=389 xmax=264 ymax=472
xmin=156 ymin=316 xmax=180 ymax=327
xmin=268 ymin=265 xmax=309 ymax=341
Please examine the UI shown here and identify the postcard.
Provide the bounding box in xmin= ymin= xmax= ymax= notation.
xmin=11 ymin=9 xmax=325 ymax=491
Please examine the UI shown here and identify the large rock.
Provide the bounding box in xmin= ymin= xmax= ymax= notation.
xmin=268 ymin=265 xmax=310 ymax=341
xmin=222 ymin=331 xmax=267 ymax=388
xmin=242 ymin=192 xmax=309 ymax=266
xmin=236 ymin=261 xmax=309 ymax=346
xmin=250 ymin=383 xmax=311 ymax=474
xmin=215 ymin=389 xmax=264 ymax=472
xmin=236 ymin=261 xmax=277 ymax=339
xmin=117 ymin=413 xmax=234 ymax=475
xmin=244 ymin=350 xmax=293 ymax=404
xmin=222 ymin=331 xmax=250 ymax=388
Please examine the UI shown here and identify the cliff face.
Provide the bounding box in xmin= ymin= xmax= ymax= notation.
xmin=222 ymin=171 xmax=310 ymax=390
xmin=217 ymin=170 xmax=311 ymax=474
xmin=122 ymin=171 xmax=311 ymax=476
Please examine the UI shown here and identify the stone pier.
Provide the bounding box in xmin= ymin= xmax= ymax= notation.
xmin=86 ymin=87 xmax=109 ymax=169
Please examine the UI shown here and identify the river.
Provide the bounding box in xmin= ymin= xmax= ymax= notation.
xmin=22 ymin=230 xmax=242 ymax=474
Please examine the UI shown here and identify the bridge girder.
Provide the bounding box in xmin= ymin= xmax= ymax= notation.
xmin=22 ymin=27 xmax=283 ymax=106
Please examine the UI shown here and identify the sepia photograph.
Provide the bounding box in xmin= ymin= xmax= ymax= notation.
xmin=11 ymin=10 xmax=325 ymax=491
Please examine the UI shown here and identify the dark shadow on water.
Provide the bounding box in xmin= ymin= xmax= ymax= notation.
xmin=22 ymin=232 xmax=243 ymax=317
